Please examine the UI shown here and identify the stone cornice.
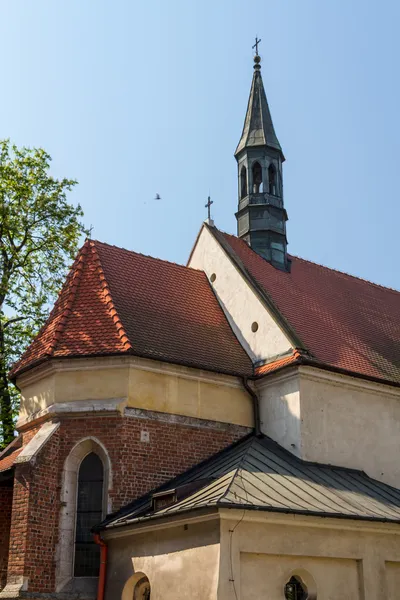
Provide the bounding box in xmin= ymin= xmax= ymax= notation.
xmin=219 ymin=508 xmax=400 ymax=536
xmin=17 ymin=354 xmax=243 ymax=390
xmin=256 ymin=363 xmax=400 ymax=399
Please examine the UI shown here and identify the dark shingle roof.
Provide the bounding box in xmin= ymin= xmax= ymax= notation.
xmin=10 ymin=240 xmax=253 ymax=379
xmin=101 ymin=434 xmax=400 ymax=530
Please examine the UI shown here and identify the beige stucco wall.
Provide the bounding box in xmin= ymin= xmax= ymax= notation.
xmin=299 ymin=367 xmax=400 ymax=489
xmin=17 ymin=357 xmax=253 ymax=428
xmin=256 ymin=369 xmax=301 ymax=457
xmin=104 ymin=518 xmax=221 ymax=600
xmin=103 ymin=511 xmax=400 ymax=599
xmin=188 ymin=226 xmax=292 ymax=362
xmin=256 ymin=366 xmax=400 ymax=489
xmin=219 ymin=511 xmax=400 ymax=600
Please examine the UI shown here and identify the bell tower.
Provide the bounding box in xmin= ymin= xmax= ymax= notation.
xmin=235 ymin=44 xmax=289 ymax=271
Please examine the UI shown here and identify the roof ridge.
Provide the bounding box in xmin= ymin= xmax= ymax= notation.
xmin=47 ymin=240 xmax=90 ymax=356
xmin=90 ymin=241 xmax=132 ymax=351
xmin=220 ymin=436 xmax=257 ymax=503
xmin=289 ymin=253 xmax=400 ymax=295
xmin=92 ymin=239 xmax=202 ymax=275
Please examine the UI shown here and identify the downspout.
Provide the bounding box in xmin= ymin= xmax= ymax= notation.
xmin=242 ymin=377 xmax=262 ymax=437
xmin=94 ymin=534 xmax=108 ymax=600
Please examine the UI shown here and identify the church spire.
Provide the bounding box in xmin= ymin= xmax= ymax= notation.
xmin=235 ymin=54 xmax=283 ymax=158
xmin=235 ymin=46 xmax=289 ymax=271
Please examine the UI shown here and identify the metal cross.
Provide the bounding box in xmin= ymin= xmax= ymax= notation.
xmin=252 ymin=36 xmax=261 ymax=55
xmin=205 ymin=196 xmax=213 ymax=220
xmin=88 ymin=224 xmax=94 ymax=239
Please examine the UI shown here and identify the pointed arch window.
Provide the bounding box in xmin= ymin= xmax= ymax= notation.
xmin=74 ymin=453 xmax=104 ymax=577
xmin=252 ymin=161 xmax=263 ymax=193
xmin=240 ymin=166 xmax=247 ymax=199
xmin=268 ymin=163 xmax=277 ymax=195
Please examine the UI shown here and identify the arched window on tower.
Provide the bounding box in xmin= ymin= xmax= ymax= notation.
xmin=74 ymin=453 xmax=104 ymax=577
xmin=268 ymin=163 xmax=277 ymax=195
xmin=240 ymin=166 xmax=247 ymax=198
xmin=252 ymin=161 xmax=263 ymax=193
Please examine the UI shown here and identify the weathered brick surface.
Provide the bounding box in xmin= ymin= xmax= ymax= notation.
xmin=0 ymin=483 xmax=13 ymax=590
xmin=3 ymin=411 xmax=248 ymax=594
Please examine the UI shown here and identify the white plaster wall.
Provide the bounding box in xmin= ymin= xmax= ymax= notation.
xmin=256 ymin=371 xmax=302 ymax=457
xmin=188 ymin=226 xmax=292 ymax=362
xmin=255 ymin=365 xmax=400 ymax=488
xmin=299 ymin=368 xmax=400 ymax=489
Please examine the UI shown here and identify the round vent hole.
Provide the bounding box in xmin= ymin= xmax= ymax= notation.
xmin=251 ymin=321 xmax=259 ymax=333
xmin=210 ymin=273 xmax=217 ymax=283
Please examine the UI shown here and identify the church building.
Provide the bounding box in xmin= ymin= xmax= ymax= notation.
xmin=0 ymin=49 xmax=400 ymax=600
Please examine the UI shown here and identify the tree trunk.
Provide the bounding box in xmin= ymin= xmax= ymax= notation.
xmin=0 ymin=322 xmax=14 ymax=448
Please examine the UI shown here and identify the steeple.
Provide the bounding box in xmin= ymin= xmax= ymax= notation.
xmin=235 ymin=48 xmax=289 ymax=271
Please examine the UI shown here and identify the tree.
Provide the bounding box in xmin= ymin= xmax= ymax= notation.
xmin=0 ymin=140 xmax=86 ymax=447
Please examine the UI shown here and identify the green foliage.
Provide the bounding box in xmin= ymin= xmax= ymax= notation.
xmin=0 ymin=139 xmax=86 ymax=447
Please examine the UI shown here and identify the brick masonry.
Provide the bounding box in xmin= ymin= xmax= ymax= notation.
xmin=1 ymin=410 xmax=249 ymax=595
xmin=0 ymin=483 xmax=13 ymax=590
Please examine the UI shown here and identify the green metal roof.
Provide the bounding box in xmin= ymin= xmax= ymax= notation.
xmin=101 ymin=435 xmax=400 ymax=530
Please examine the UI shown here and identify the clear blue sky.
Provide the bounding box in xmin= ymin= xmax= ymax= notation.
xmin=1 ymin=1 xmax=399 ymax=289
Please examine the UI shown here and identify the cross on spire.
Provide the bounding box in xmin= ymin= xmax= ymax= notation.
xmin=252 ymin=36 xmax=261 ymax=56
xmin=205 ymin=196 xmax=213 ymax=220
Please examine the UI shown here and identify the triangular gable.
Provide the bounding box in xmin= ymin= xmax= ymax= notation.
xmin=188 ymin=223 xmax=295 ymax=364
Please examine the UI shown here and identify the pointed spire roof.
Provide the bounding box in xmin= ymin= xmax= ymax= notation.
xmin=235 ymin=55 xmax=283 ymax=158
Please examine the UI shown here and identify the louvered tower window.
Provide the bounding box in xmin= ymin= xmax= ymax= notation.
xmin=284 ymin=576 xmax=307 ymax=600
xmin=252 ymin=161 xmax=263 ymax=193
xmin=241 ymin=166 xmax=248 ymax=198
xmin=74 ymin=453 xmax=104 ymax=576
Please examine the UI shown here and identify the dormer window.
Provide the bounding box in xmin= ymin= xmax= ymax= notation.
xmin=152 ymin=489 xmax=177 ymax=511
xmin=268 ymin=163 xmax=277 ymax=195
xmin=252 ymin=161 xmax=263 ymax=193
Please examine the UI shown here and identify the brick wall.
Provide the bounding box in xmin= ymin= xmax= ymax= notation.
xmin=0 ymin=482 xmax=13 ymax=590
xmin=5 ymin=410 xmax=249 ymax=594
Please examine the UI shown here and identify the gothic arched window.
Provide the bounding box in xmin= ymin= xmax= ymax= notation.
xmin=268 ymin=163 xmax=277 ymax=195
xmin=240 ymin=166 xmax=247 ymax=198
xmin=284 ymin=576 xmax=308 ymax=600
xmin=74 ymin=453 xmax=104 ymax=577
xmin=252 ymin=161 xmax=263 ymax=193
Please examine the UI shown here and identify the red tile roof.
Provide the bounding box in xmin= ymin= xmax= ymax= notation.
xmin=0 ymin=437 xmax=22 ymax=473
xmin=10 ymin=240 xmax=253 ymax=379
xmin=215 ymin=228 xmax=400 ymax=386
xmin=255 ymin=351 xmax=301 ymax=376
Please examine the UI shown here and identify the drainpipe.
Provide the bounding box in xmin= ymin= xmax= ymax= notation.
xmin=242 ymin=377 xmax=262 ymax=437
xmin=94 ymin=533 xmax=108 ymax=600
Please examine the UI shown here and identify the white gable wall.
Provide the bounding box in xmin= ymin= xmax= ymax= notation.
xmin=188 ymin=226 xmax=292 ymax=363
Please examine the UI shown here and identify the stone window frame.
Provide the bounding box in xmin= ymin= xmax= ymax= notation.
xmin=55 ymin=437 xmax=112 ymax=593
xmin=122 ymin=572 xmax=151 ymax=600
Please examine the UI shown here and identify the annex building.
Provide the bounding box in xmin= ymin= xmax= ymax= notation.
xmin=0 ymin=51 xmax=399 ymax=600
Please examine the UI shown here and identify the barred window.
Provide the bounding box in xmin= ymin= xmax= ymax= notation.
xmin=74 ymin=453 xmax=104 ymax=577
xmin=284 ymin=576 xmax=308 ymax=600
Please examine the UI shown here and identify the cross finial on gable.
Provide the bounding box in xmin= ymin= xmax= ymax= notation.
xmin=204 ymin=196 xmax=214 ymax=226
